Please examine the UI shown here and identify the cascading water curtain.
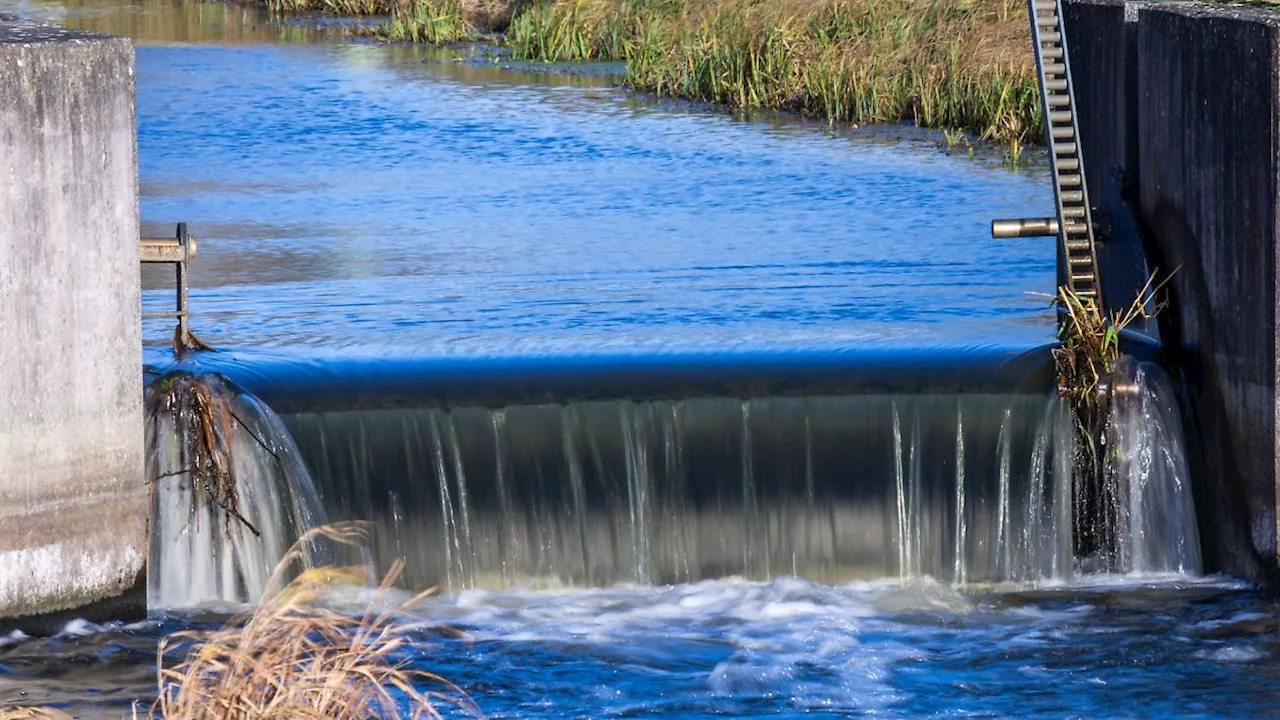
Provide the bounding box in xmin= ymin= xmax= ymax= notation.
xmin=145 ymin=372 xmax=327 ymax=610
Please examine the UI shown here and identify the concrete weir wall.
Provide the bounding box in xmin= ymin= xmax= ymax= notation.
xmin=0 ymin=24 xmax=146 ymax=619
xmin=1063 ymin=0 xmax=1280 ymax=582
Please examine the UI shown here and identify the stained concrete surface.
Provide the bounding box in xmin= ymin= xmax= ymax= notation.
xmin=0 ymin=22 xmax=146 ymax=618
xmin=1064 ymin=0 xmax=1280 ymax=582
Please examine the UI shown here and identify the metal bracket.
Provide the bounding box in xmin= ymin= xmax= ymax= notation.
xmin=141 ymin=222 xmax=197 ymax=340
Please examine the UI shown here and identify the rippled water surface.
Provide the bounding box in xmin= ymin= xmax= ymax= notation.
xmin=20 ymin=0 xmax=1057 ymax=354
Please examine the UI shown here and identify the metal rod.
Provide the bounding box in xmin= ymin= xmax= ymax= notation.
xmin=177 ymin=222 xmax=189 ymax=341
xmin=140 ymin=235 xmax=198 ymax=263
xmin=991 ymin=217 xmax=1060 ymax=238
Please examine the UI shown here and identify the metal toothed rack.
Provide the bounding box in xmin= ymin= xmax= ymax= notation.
xmin=991 ymin=0 xmax=1102 ymax=301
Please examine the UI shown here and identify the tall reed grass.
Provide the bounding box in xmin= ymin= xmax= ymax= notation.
xmin=267 ymin=0 xmax=396 ymax=16
xmin=268 ymin=0 xmax=516 ymax=41
xmin=293 ymin=0 xmax=1039 ymax=142
xmin=508 ymin=0 xmax=1040 ymax=143
xmin=375 ymin=0 xmax=476 ymax=43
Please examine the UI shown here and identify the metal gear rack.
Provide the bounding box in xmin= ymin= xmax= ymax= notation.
xmin=991 ymin=0 xmax=1102 ymax=301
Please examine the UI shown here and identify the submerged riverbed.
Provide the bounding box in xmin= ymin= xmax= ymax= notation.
xmin=2 ymin=0 xmax=1277 ymax=717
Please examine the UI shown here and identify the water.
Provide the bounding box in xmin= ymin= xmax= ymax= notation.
xmin=145 ymin=373 xmax=327 ymax=609
xmin=5 ymin=577 xmax=1280 ymax=717
xmin=1 ymin=0 xmax=1271 ymax=716
xmin=20 ymin=0 xmax=1057 ymax=355
xmin=151 ymin=355 xmax=1189 ymax=595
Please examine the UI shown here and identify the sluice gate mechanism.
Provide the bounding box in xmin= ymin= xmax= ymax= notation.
xmin=992 ymin=0 xmax=1103 ymax=302
xmin=140 ymin=222 xmax=197 ymax=340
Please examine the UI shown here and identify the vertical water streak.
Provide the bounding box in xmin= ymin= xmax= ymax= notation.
xmin=803 ymin=401 xmax=815 ymax=504
xmin=909 ymin=410 xmax=923 ymax=578
xmin=621 ymin=403 xmax=651 ymax=584
xmin=995 ymin=406 xmax=1013 ymax=579
xmin=562 ymin=406 xmax=592 ymax=583
xmin=953 ymin=403 xmax=967 ymax=584
xmin=490 ymin=410 xmax=517 ymax=584
xmin=1021 ymin=399 xmax=1054 ymax=581
xmin=443 ymin=412 xmax=475 ymax=588
xmin=892 ymin=402 xmax=909 ymax=579
xmin=1050 ymin=400 xmax=1074 ymax=580
xmin=428 ymin=412 xmax=458 ymax=592
xmin=740 ymin=400 xmax=761 ymax=577
xmin=661 ymin=401 xmax=691 ymax=582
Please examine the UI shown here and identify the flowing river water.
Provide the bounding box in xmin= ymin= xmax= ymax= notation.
xmin=3 ymin=1 xmax=1280 ymax=717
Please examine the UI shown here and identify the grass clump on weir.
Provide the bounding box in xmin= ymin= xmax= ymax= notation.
xmin=513 ymin=0 xmax=1042 ymax=144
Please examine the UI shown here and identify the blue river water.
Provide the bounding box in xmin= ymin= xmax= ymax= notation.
xmin=23 ymin=0 xmax=1059 ymax=355
xmin=2 ymin=1 xmax=1278 ymax=718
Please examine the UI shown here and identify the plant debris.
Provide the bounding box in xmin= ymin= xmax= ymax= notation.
xmin=151 ymin=522 xmax=478 ymax=719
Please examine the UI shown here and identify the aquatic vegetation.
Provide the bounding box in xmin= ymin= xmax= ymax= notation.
xmin=1048 ymin=271 xmax=1175 ymax=565
xmin=507 ymin=0 xmax=639 ymax=61
xmin=151 ymin=523 xmax=476 ymax=719
xmin=267 ymin=0 xmax=397 ymax=15
xmin=510 ymin=0 xmax=1039 ymax=144
xmin=270 ymin=0 xmax=519 ymax=37
xmin=374 ymin=0 xmax=477 ymax=43
xmin=1051 ymin=271 xmax=1171 ymax=413
xmin=309 ymin=0 xmax=1042 ymax=143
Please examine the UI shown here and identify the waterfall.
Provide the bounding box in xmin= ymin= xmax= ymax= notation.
xmin=1106 ymin=359 xmax=1202 ymax=575
xmin=145 ymin=373 xmax=326 ymax=610
xmin=146 ymin=354 xmax=1202 ymax=597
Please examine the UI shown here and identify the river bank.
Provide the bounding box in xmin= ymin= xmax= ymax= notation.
xmin=266 ymin=0 xmax=1042 ymax=146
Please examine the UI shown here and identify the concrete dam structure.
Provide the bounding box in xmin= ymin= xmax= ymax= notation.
xmin=5 ymin=0 xmax=1280 ymax=620
xmin=1063 ymin=0 xmax=1280 ymax=584
xmin=0 ymin=22 xmax=146 ymax=621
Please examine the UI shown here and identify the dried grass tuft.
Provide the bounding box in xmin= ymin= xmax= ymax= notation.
xmin=151 ymin=522 xmax=477 ymax=719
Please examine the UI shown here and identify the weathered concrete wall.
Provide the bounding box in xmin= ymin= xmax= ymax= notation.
xmin=1064 ymin=0 xmax=1280 ymax=582
xmin=0 ymin=23 xmax=146 ymax=618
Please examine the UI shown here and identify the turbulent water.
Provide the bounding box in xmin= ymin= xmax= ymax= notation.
xmin=5 ymin=576 xmax=1280 ymax=717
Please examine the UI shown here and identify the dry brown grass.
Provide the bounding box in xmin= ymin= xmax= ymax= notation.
xmin=150 ymin=523 xmax=477 ymax=719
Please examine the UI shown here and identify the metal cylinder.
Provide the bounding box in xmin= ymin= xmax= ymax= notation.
xmin=991 ymin=217 xmax=1060 ymax=238
xmin=139 ymin=234 xmax=198 ymax=262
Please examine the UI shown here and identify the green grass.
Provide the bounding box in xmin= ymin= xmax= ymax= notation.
xmin=283 ymin=0 xmax=1043 ymax=145
xmin=373 ymin=0 xmax=476 ymax=43
xmin=506 ymin=0 xmax=1040 ymax=144
xmin=507 ymin=0 xmax=640 ymax=61
xmin=266 ymin=0 xmax=395 ymax=16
